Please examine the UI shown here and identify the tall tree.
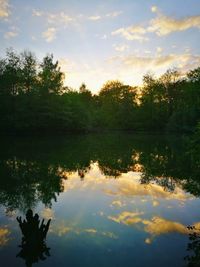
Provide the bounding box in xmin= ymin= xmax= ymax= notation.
xmin=20 ymin=51 xmax=37 ymax=93
xmin=38 ymin=54 xmax=64 ymax=96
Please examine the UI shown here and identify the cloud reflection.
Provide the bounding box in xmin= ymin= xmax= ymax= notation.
xmin=108 ymin=210 xmax=200 ymax=243
xmin=51 ymin=220 xmax=117 ymax=239
xmin=0 ymin=227 xmax=10 ymax=246
xmin=59 ymin=163 xmax=192 ymax=203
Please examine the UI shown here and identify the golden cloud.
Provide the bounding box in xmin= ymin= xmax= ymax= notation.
xmin=149 ymin=14 xmax=200 ymax=36
xmin=144 ymin=216 xmax=188 ymax=235
xmin=112 ymin=8 xmax=200 ymax=41
xmin=108 ymin=211 xmax=144 ymax=224
xmin=56 ymin=164 xmax=192 ymax=203
xmin=104 ymin=176 xmax=191 ymax=201
xmin=108 ymin=211 xmax=200 ymax=242
xmin=152 ymin=200 xmax=159 ymax=207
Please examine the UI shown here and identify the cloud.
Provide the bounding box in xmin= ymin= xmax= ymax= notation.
xmin=144 ymin=216 xmax=189 ymax=236
xmin=108 ymin=211 xmax=144 ymax=224
xmin=4 ymin=26 xmax=19 ymax=39
xmin=52 ymin=222 xmax=72 ymax=236
xmin=112 ymin=26 xmax=148 ymax=41
xmin=32 ymin=9 xmax=74 ymax=28
xmin=108 ymin=211 xmax=200 ymax=243
xmin=121 ymin=54 xmax=176 ymax=68
xmin=156 ymin=47 xmax=163 ymax=53
xmin=151 ymin=6 xmax=158 ymax=13
xmin=88 ymin=15 xmax=101 ymax=21
xmin=4 ymin=30 xmax=18 ymax=39
xmin=106 ymin=11 xmax=122 ymax=18
xmin=148 ymin=13 xmax=200 ymax=36
xmin=145 ymin=238 xmax=152 ymax=244
xmin=84 ymin=228 xmax=97 ymax=234
xmin=112 ymin=8 xmax=200 ymax=41
xmin=32 ymin=8 xmax=122 ymax=26
xmin=109 ymin=53 xmax=200 ymax=73
xmin=32 ymin=9 xmax=43 ymax=17
xmin=57 ymin=163 xmax=193 ymax=203
xmin=104 ymin=174 xmax=192 ymax=201
xmin=0 ymin=0 xmax=10 ymax=19
xmin=88 ymin=11 xmax=122 ymax=21
xmin=40 ymin=208 xmax=54 ymax=220
xmin=51 ymin=219 xmax=118 ymax=239
xmin=42 ymin=27 xmax=57 ymax=42
xmin=113 ymin=44 xmax=129 ymax=52
xmin=47 ymin=12 xmax=73 ymax=25
xmin=110 ymin=200 xmax=124 ymax=208
xmin=152 ymin=200 xmax=159 ymax=207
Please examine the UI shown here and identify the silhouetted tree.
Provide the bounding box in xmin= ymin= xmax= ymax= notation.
xmin=0 ymin=48 xmax=200 ymax=134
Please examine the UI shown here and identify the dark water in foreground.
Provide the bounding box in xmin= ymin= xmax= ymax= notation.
xmin=0 ymin=133 xmax=200 ymax=267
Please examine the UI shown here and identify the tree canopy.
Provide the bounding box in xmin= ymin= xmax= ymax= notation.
xmin=0 ymin=48 xmax=200 ymax=134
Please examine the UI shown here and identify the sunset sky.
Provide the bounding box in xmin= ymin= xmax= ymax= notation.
xmin=0 ymin=0 xmax=200 ymax=93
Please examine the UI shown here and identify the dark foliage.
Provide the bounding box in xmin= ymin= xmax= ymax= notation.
xmin=185 ymin=225 xmax=200 ymax=267
xmin=0 ymin=49 xmax=200 ymax=134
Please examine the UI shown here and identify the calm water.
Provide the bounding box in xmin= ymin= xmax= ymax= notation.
xmin=0 ymin=133 xmax=200 ymax=267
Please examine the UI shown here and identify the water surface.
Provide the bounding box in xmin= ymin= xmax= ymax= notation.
xmin=0 ymin=133 xmax=199 ymax=267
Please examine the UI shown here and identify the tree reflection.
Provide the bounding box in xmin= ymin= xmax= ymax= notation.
xmin=16 ymin=209 xmax=51 ymax=267
xmin=0 ymin=158 xmax=64 ymax=211
xmin=185 ymin=225 xmax=200 ymax=267
xmin=0 ymin=133 xmax=199 ymax=211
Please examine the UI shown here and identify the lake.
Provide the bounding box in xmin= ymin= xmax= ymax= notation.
xmin=0 ymin=133 xmax=199 ymax=267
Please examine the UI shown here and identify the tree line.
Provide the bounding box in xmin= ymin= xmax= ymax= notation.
xmin=0 ymin=48 xmax=200 ymax=134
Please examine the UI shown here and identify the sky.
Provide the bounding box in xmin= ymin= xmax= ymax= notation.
xmin=0 ymin=0 xmax=200 ymax=93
